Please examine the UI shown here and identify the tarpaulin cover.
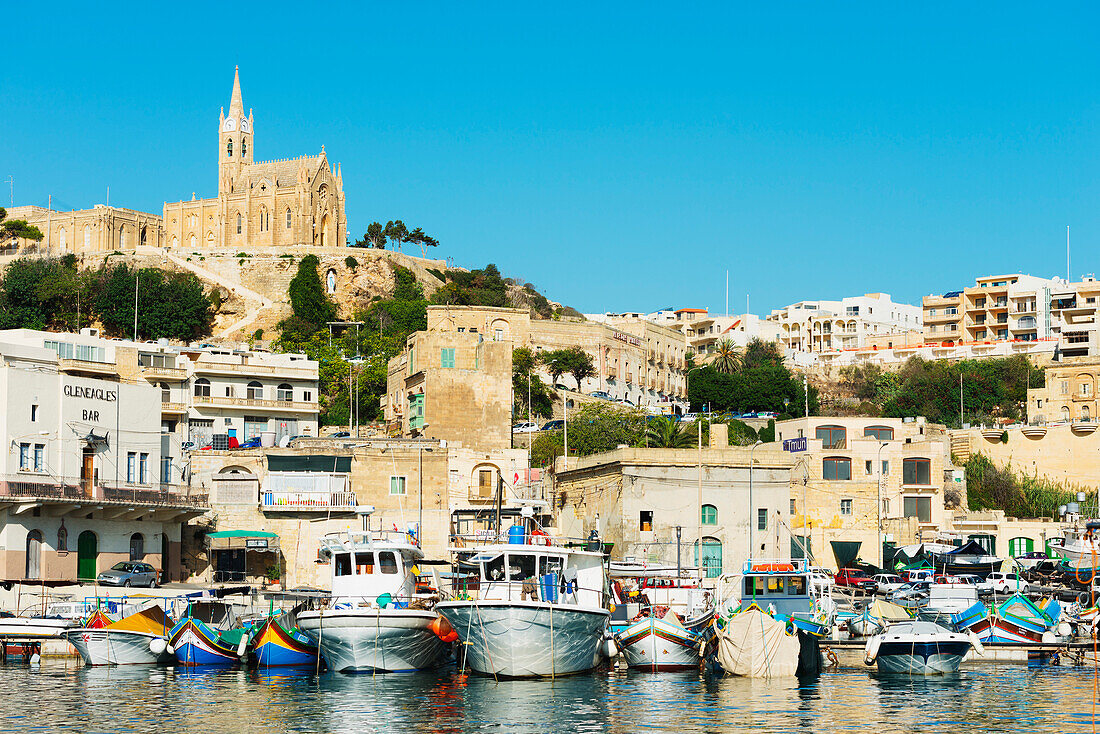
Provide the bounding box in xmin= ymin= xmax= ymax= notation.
xmin=831 ymin=541 xmax=862 ymax=570
xmin=715 ymin=608 xmax=800 ymax=678
xmin=105 ymin=605 xmax=172 ymax=636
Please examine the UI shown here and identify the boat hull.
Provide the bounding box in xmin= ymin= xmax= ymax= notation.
xmin=616 ymin=616 xmax=700 ymax=671
xmin=297 ymin=608 xmax=446 ymax=673
xmin=0 ymin=618 xmax=75 ymax=639
xmin=169 ymin=619 xmax=240 ymax=667
xmin=63 ymin=629 xmax=172 ymax=666
xmin=251 ymin=618 xmax=318 ymax=668
xmin=874 ymin=640 xmax=970 ymax=675
xmin=437 ymin=601 xmax=609 ymax=678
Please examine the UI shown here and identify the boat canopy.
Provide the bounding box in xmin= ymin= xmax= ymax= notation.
xmin=105 ymin=605 xmax=172 ymax=635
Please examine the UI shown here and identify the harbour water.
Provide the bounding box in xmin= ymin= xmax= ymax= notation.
xmin=1 ymin=661 xmax=1098 ymax=733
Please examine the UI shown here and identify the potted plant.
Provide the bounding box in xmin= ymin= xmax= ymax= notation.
xmin=265 ymin=564 xmax=282 ymax=591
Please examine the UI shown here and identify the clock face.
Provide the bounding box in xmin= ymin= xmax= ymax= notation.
xmin=240 ymin=119 xmax=250 ymax=133
xmin=223 ymin=117 xmax=237 ymax=132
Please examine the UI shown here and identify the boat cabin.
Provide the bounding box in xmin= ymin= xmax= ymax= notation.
xmin=319 ymin=531 xmax=422 ymax=604
xmin=739 ymin=560 xmax=820 ymax=618
xmin=461 ymin=542 xmax=606 ymax=609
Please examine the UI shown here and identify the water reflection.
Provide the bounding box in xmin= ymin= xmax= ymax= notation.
xmin=0 ymin=662 xmax=1096 ymax=733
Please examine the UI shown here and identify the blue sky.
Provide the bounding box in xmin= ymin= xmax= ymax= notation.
xmin=3 ymin=3 xmax=1098 ymax=315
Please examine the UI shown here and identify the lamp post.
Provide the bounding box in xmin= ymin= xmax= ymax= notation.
xmin=416 ymin=426 xmax=431 ymax=548
xmin=749 ymin=440 xmax=763 ymax=559
xmin=877 ymin=441 xmax=888 ymax=568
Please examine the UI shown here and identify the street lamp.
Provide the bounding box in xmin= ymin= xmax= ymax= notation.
xmin=749 ymin=440 xmax=763 ymax=559
xmin=877 ymin=441 xmax=888 ymax=568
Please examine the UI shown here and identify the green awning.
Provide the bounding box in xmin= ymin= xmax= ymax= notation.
xmin=267 ymin=455 xmax=351 ymax=473
xmin=206 ymin=529 xmax=280 ymax=551
xmin=207 ymin=530 xmax=278 ymax=539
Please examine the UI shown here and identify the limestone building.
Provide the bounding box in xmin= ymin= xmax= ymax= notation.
xmin=163 ymin=67 xmax=347 ymax=250
xmin=3 ymin=204 xmax=163 ymax=256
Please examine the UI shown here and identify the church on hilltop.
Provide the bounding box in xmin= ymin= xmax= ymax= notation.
xmin=163 ymin=67 xmax=347 ymax=250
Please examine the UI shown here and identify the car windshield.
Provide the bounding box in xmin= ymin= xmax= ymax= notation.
xmin=110 ymin=562 xmax=131 ymax=572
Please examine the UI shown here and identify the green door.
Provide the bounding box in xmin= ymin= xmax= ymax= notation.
xmin=77 ymin=531 xmax=98 ymax=581
xmin=694 ymin=537 xmax=723 ymax=578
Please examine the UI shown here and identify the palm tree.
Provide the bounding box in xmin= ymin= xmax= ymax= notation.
xmin=645 ymin=416 xmax=697 ymax=448
xmin=713 ymin=339 xmax=742 ymax=374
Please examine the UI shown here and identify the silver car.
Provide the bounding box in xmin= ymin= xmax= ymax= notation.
xmin=96 ymin=561 xmax=158 ymax=588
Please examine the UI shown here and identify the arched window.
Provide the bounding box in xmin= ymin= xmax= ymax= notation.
xmin=242 ymin=139 xmax=247 ymax=158
xmin=259 ymin=207 xmax=267 ymax=232
xmin=194 ymin=377 xmax=211 ymax=397
xmin=171 ymin=235 xmax=178 ymax=248
xmin=286 ymin=209 xmax=292 ymax=229
xmin=1084 ymin=406 xmax=1092 ymax=422
xmin=57 ymin=522 xmax=67 ymax=552
xmin=823 ymin=457 xmax=851 ymax=480
xmin=247 ymin=381 xmax=263 ymax=400
xmin=159 ymin=382 xmax=171 ymax=403
xmin=1062 ymin=406 xmax=1071 ymax=422
xmin=25 ymin=530 xmax=42 ymax=580
xmin=58 ymin=227 xmax=66 ymax=249
xmin=864 ymin=425 xmax=894 ymax=441
xmin=815 ymin=425 xmax=846 ymax=449
xmin=190 ymin=233 xmax=196 ymax=248
xmin=129 ymin=533 xmax=144 ymax=561
xmin=236 ymin=213 xmax=242 ymax=235
xmin=694 ymin=537 xmax=723 ymax=578
xmin=276 ymin=383 xmax=293 ymax=402
xmin=119 ymin=225 xmax=126 ymax=248
xmin=207 ymin=231 xmax=215 ymax=247
xmin=227 ymin=139 xmax=233 ymax=157
xmin=84 ymin=224 xmax=91 ymax=249
xmin=701 ymin=504 xmax=718 ymax=526
xmin=902 ymin=457 xmax=931 ymax=486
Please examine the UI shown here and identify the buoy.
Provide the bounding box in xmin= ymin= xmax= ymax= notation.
xmin=165 ymin=644 xmax=175 ymax=656
xmin=237 ymin=636 xmax=249 ymax=658
xmin=863 ymin=636 xmax=881 ymax=666
xmin=149 ymin=638 xmax=167 ymax=655
xmin=603 ymin=638 xmax=619 ymax=658
xmin=29 ymin=653 xmax=40 ymax=665
xmin=967 ymin=631 xmax=985 ymax=656
xmin=429 ymin=616 xmax=459 ymax=643
xmin=1058 ymin=621 xmax=1074 ymax=637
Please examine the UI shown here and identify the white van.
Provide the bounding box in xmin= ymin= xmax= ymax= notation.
xmin=904 ymin=569 xmax=934 ymax=584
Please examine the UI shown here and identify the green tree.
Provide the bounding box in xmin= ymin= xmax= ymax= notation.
xmin=712 ymin=338 xmax=742 ymax=374
xmin=564 ymin=346 xmax=596 ymax=391
xmin=540 ymin=349 xmax=569 ymax=388
xmin=384 ymin=220 xmax=408 ymax=252
xmin=513 ymin=347 xmax=554 ymax=419
xmin=645 ymin=416 xmax=697 ymax=448
xmin=0 ymin=207 xmax=44 ymax=243
xmin=287 ymin=254 xmax=336 ymax=329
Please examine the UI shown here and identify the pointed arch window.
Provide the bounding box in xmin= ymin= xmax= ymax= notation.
xmin=242 ymin=139 xmax=247 ymax=158
xmin=236 ymin=214 xmax=242 ymax=235
xmin=227 ymin=139 xmax=233 ymax=157
xmin=286 ymin=209 xmax=292 ymax=229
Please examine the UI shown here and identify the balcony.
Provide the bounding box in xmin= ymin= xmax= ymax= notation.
xmin=192 ymin=361 xmax=317 ymax=380
xmin=141 ymin=366 xmax=188 ymax=381
xmin=193 ymin=394 xmax=318 ymax=413
xmin=261 ymin=490 xmax=357 ymax=512
xmin=0 ymin=475 xmax=208 ymax=509
xmin=58 ymin=358 xmax=117 ymax=376
xmin=160 ymin=401 xmax=187 ymax=415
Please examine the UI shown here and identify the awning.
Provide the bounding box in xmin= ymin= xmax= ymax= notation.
xmin=267 ymin=455 xmax=351 ymax=473
xmin=206 ymin=529 xmax=280 ymax=552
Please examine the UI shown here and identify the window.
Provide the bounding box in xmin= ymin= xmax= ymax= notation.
xmin=242 ymin=139 xmax=247 ymax=158
xmin=334 ymin=553 xmax=352 ymax=577
xmin=378 ymin=551 xmax=399 ymax=574
xmin=277 ymin=383 xmax=293 ymax=401
xmin=33 ymin=444 xmax=44 ymax=472
xmin=865 ymin=460 xmax=873 ymax=475
xmin=18 ymin=443 xmax=30 ymax=471
xmin=881 ymin=460 xmax=889 ymax=476
xmin=815 ymin=425 xmax=846 ymax=449
xmin=161 ymin=457 xmax=172 ymax=483
xmin=236 ymin=214 xmax=242 ymax=234
xmin=840 ymin=499 xmax=853 ymax=516
xmin=194 ymin=378 xmax=211 ymax=397
xmin=822 ymin=457 xmax=851 ymax=480
xmin=440 ymin=348 xmax=456 ymax=368
xmin=286 ymin=209 xmax=292 ymax=228
xmin=1082 ymin=382 xmax=1093 ymax=397
xmin=864 ymin=425 xmax=894 ymax=441
xmin=138 ymin=453 xmax=148 ymax=483
xmin=127 ymin=452 xmax=136 ymax=483
xmin=790 ymin=499 xmax=797 ymax=514
xmin=1061 ymin=380 xmax=1069 ymax=395
xmin=390 ymin=476 xmax=407 ymax=495
xmin=57 ymin=524 xmax=67 ymax=552
xmin=30 ymin=404 xmax=37 ymax=422
xmin=902 ymin=457 xmax=931 ymax=486
xmin=639 ymin=510 xmax=653 ymax=531
xmin=477 ymin=469 xmax=495 ymax=498
xmin=59 ymin=227 xmax=66 ymax=249
xmin=247 ymin=381 xmax=263 ymax=400
xmin=226 ymin=139 xmax=233 ymax=157
xmin=1008 ymin=537 xmax=1034 ymax=557
xmin=244 ymin=416 xmax=267 ymax=439
xmin=903 ymin=496 xmax=932 ymax=523
xmin=701 ymin=504 xmax=718 ymax=526
xmin=757 ymin=508 xmax=767 ymax=531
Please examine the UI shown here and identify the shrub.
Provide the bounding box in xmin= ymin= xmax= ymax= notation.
xmin=345 ymin=256 xmax=359 ymax=269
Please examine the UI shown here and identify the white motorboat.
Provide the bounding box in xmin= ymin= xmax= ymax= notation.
xmin=297 ymin=530 xmax=448 ymax=673
xmin=0 ymin=615 xmax=76 ymax=639
xmin=63 ymin=605 xmax=175 ymax=666
xmin=436 ymin=529 xmax=611 ymax=678
xmin=1050 ymin=525 xmax=1100 ymax=567
xmin=863 ymin=620 xmax=980 ymax=675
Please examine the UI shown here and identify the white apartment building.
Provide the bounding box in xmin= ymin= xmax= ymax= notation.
xmin=768 ymin=293 xmax=922 ymax=353
xmin=585 ymin=308 xmax=782 ymax=356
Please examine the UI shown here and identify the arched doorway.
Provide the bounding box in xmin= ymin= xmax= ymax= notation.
xmin=319 ymin=213 xmax=334 ymax=247
xmin=25 ymin=530 xmax=42 ymax=580
xmin=77 ymin=531 xmax=98 ymax=581
xmin=129 ymin=533 xmax=144 ymax=561
xmin=694 ymin=536 xmax=723 ymax=578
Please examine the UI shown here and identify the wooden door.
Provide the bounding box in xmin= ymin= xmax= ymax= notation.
xmin=77 ymin=531 xmax=98 ymax=581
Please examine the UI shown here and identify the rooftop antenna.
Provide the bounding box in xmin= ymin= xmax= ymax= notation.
xmin=1067 ymin=225 xmax=1071 ymax=281
xmin=725 ymin=270 xmax=729 ymax=318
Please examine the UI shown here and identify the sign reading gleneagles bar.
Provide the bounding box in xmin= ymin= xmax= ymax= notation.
xmin=64 ymin=382 xmax=118 ymax=423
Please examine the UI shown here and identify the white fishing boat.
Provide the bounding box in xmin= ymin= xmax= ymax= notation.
xmin=436 ymin=527 xmax=611 ymax=678
xmin=0 ymin=615 xmax=77 ymax=639
xmin=297 ymin=529 xmax=448 ymax=673
xmin=1050 ymin=524 xmax=1100 ymax=568
xmin=63 ymin=605 xmax=175 ymax=666
xmin=863 ymin=620 xmax=980 ymax=675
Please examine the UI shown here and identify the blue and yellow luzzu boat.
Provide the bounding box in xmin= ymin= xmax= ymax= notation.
xmin=168 ymin=601 xmax=245 ymax=667
xmin=249 ymin=615 xmax=318 ymax=668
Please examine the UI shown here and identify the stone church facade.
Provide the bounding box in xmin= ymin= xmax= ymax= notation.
xmin=163 ymin=67 xmax=347 ymax=250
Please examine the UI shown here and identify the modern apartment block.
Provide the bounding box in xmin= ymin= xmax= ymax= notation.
xmin=923 ymin=273 xmax=1100 ymax=357
xmin=767 ymin=293 xmax=922 ymax=354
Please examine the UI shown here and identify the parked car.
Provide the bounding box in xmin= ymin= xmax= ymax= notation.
xmin=808 ymin=568 xmax=835 ymax=592
xmin=834 ymin=568 xmax=876 ymax=591
xmin=890 ymin=581 xmax=931 ymax=604
xmin=903 ymin=568 xmax=934 ymax=584
xmin=682 ymin=413 xmax=700 ymax=422
xmin=97 ymin=562 xmax=158 ymax=588
xmin=541 ymin=420 xmax=564 ymax=431
xmin=871 ymin=573 xmax=904 ymax=594
xmin=988 ymin=572 xmax=1030 ymax=594
xmin=238 ymin=436 xmax=263 ymax=449
xmin=955 ymin=574 xmax=994 ymax=595
xmin=330 ymin=431 xmax=352 ymax=438
xmin=588 ymin=391 xmax=612 ymax=400
xmin=512 ymin=421 xmax=540 ymax=433
xmin=1015 ymin=550 xmax=1050 ymax=571
xmin=1024 ymin=559 xmax=1063 ymax=584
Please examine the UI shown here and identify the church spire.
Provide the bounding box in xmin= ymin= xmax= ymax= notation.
xmin=229 ymin=65 xmax=244 ymax=117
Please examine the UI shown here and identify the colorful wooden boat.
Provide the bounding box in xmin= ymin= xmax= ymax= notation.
xmin=616 ymin=609 xmax=706 ymax=671
xmin=64 ymin=605 xmax=175 ymax=666
xmin=169 ymin=616 xmax=243 ymax=666
xmin=249 ymin=616 xmax=318 ymax=668
xmin=953 ymin=594 xmax=1056 ymax=644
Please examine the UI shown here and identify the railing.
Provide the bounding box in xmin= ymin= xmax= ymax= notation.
xmin=160 ymin=401 xmax=187 ymax=413
xmin=262 ymin=490 xmax=357 ymax=509
xmin=193 ymin=395 xmax=317 ymax=411
xmin=0 ymin=475 xmax=208 ymax=507
xmin=192 ymin=362 xmax=317 ymax=379
xmin=141 ymin=366 xmax=188 ymax=379
xmin=57 ymin=358 xmax=117 ymax=373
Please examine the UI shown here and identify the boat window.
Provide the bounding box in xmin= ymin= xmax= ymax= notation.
xmin=484 ymin=554 xmax=506 ymax=581
xmin=744 ymin=577 xmax=766 ymax=596
xmin=766 ymin=577 xmax=786 ymax=595
xmin=539 ymin=555 xmax=565 ymax=576
xmin=787 ymin=576 xmax=806 ymax=596
xmin=506 ymin=554 xmax=537 ymax=581
xmin=355 ymin=552 xmax=375 ymax=575
xmin=335 ymin=552 xmax=352 ymax=577
xmin=378 ymin=551 xmax=399 ymax=575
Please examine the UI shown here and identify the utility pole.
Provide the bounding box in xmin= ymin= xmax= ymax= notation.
xmin=697 ymin=422 xmax=703 ymax=573
xmin=804 ymin=373 xmax=809 ymax=418
xmin=132 ymin=272 xmax=139 ymax=341
xmin=959 ymin=372 xmax=964 ymax=428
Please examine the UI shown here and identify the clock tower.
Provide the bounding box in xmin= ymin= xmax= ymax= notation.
xmin=218 ymin=66 xmax=253 ymax=196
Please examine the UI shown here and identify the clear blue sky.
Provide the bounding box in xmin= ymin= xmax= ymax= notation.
xmin=3 ymin=3 xmax=1098 ymax=316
